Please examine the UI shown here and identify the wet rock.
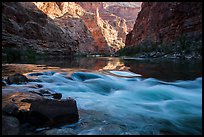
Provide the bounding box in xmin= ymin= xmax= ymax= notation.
xmin=71 ymin=71 xmax=103 ymax=81
xmin=27 ymin=72 xmax=44 ymax=76
xmin=45 ymin=128 xmax=77 ymax=135
xmin=2 ymin=81 xmax=6 ymax=86
xmin=2 ymin=78 xmax=7 ymax=86
xmin=149 ymin=52 xmax=157 ymax=57
xmin=36 ymin=84 xmax=43 ymax=88
xmin=2 ymin=104 xmax=19 ymax=115
xmin=29 ymin=89 xmax=62 ymax=99
xmin=28 ymin=98 xmax=79 ymax=126
xmin=2 ymin=91 xmax=44 ymax=113
xmin=2 ymin=115 xmax=20 ymax=135
xmin=27 ymin=78 xmax=42 ymax=82
xmin=7 ymin=73 xmax=28 ymax=84
xmin=52 ymin=93 xmax=62 ymax=99
xmin=38 ymin=89 xmax=51 ymax=94
xmin=28 ymin=84 xmax=43 ymax=89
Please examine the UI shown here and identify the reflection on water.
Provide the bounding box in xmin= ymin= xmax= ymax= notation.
xmin=2 ymin=56 xmax=202 ymax=81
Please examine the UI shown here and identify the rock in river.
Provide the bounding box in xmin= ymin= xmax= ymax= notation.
xmin=2 ymin=115 xmax=20 ymax=135
xmin=7 ymin=73 xmax=28 ymax=84
xmin=28 ymin=98 xmax=79 ymax=127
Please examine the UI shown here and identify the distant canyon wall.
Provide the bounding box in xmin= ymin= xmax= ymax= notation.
xmin=2 ymin=2 xmax=141 ymax=56
xmin=125 ymin=2 xmax=202 ymax=47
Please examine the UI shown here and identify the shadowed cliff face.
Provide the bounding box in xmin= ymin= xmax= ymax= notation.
xmin=2 ymin=2 xmax=79 ymax=56
xmin=3 ymin=2 xmax=141 ymax=55
xmin=125 ymin=2 xmax=202 ymax=47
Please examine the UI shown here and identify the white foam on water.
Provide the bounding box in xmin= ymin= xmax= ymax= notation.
xmin=22 ymin=71 xmax=202 ymax=134
xmin=109 ymin=70 xmax=142 ymax=77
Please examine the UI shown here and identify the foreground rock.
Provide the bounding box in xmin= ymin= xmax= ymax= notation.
xmin=7 ymin=73 xmax=28 ymax=84
xmin=2 ymin=115 xmax=20 ymax=135
xmin=2 ymin=90 xmax=79 ymax=127
xmin=28 ymin=98 xmax=79 ymax=127
xmin=2 ymin=79 xmax=79 ymax=134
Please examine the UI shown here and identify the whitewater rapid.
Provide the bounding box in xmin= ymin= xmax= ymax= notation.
xmin=24 ymin=70 xmax=202 ymax=134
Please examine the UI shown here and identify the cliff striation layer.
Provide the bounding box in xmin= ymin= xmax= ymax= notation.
xmin=125 ymin=2 xmax=202 ymax=47
xmin=2 ymin=2 xmax=142 ymax=57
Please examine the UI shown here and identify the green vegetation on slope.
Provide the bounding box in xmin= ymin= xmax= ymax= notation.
xmin=116 ymin=35 xmax=202 ymax=59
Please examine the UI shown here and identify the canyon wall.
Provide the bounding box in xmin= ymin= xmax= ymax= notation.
xmin=125 ymin=2 xmax=202 ymax=47
xmin=32 ymin=2 xmax=98 ymax=54
xmin=2 ymin=2 xmax=79 ymax=56
xmin=77 ymin=2 xmax=142 ymax=39
xmin=2 ymin=2 xmax=142 ymax=57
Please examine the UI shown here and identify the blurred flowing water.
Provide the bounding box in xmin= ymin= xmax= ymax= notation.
xmin=2 ymin=57 xmax=202 ymax=135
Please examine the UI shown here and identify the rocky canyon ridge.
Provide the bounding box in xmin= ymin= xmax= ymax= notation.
xmin=2 ymin=2 xmax=201 ymax=57
xmin=125 ymin=2 xmax=202 ymax=47
xmin=2 ymin=2 xmax=141 ymax=56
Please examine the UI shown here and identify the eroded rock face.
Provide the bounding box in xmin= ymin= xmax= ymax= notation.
xmin=77 ymin=2 xmax=142 ymax=47
xmin=125 ymin=2 xmax=202 ymax=47
xmin=2 ymin=115 xmax=20 ymax=135
xmin=33 ymin=2 xmax=131 ymax=53
xmin=2 ymin=2 xmax=142 ymax=56
xmin=2 ymin=2 xmax=78 ymax=56
xmin=77 ymin=2 xmax=142 ymax=32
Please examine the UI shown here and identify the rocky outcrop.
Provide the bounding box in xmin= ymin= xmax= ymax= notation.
xmin=28 ymin=98 xmax=79 ymax=126
xmin=2 ymin=115 xmax=20 ymax=135
xmin=2 ymin=2 xmax=78 ymax=56
xmin=125 ymin=2 xmax=202 ymax=47
xmin=2 ymin=2 xmax=141 ymax=56
xmin=33 ymin=2 xmax=129 ymax=53
xmin=7 ymin=73 xmax=28 ymax=84
xmin=31 ymin=2 xmax=97 ymax=54
xmin=81 ymin=10 xmax=125 ymax=53
xmin=2 ymin=74 xmax=79 ymax=130
xmin=76 ymin=2 xmax=142 ymax=32
xmin=77 ymin=2 xmax=142 ymax=45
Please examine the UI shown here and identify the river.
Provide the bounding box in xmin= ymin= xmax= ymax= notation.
xmin=2 ymin=56 xmax=202 ymax=135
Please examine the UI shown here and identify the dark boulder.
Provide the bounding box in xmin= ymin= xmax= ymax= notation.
xmin=2 ymin=104 xmax=19 ymax=115
xmin=2 ymin=115 xmax=20 ymax=135
xmin=28 ymin=98 xmax=79 ymax=127
xmin=7 ymin=73 xmax=28 ymax=84
xmin=28 ymin=84 xmax=43 ymax=89
xmin=52 ymin=93 xmax=62 ymax=99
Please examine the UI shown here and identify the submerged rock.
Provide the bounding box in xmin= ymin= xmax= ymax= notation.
xmin=45 ymin=128 xmax=77 ymax=135
xmin=52 ymin=93 xmax=62 ymax=99
xmin=2 ymin=78 xmax=7 ymax=86
xmin=7 ymin=73 xmax=28 ymax=84
xmin=71 ymin=71 xmax=103 ymax=81
xmin=2 ymin=104 xmax=19 ymax=115
xmin=2 ymin=115 xmax=20 ymax=135
xmin=28 ymin=98 xmax=79 ymax=127
xmin=2 ymin=81 xmax=6 ymax=86
xmin=29 ymin=89 xmax=62 ymax=99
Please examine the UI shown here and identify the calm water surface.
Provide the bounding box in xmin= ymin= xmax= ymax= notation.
xmin=2 ymin=57 xmax=202 ymax=135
